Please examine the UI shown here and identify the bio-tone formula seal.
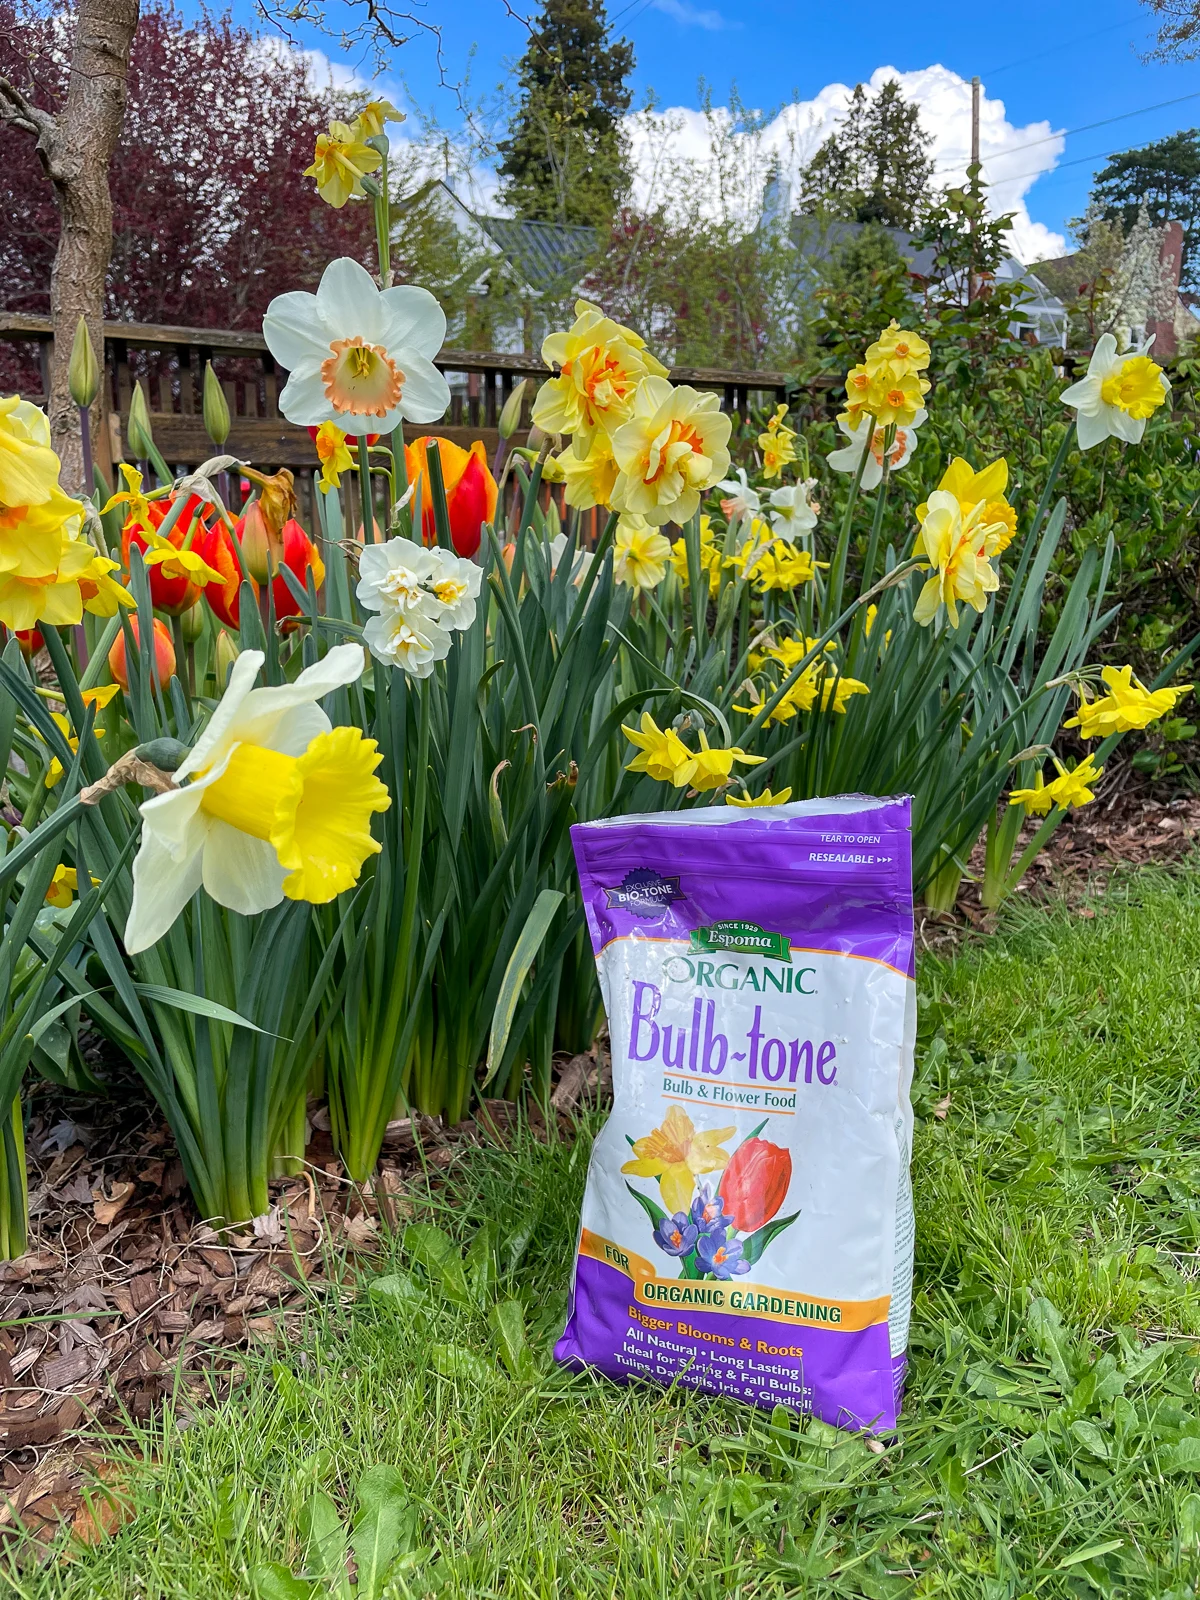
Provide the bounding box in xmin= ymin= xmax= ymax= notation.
xmin=554 ymin=795 xmax=915 ymax=1431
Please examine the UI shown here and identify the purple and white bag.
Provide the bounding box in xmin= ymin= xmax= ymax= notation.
xmin=554 ymin=795 xmax=916 ymax=1430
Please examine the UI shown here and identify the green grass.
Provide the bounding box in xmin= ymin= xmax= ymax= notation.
xmin=12 ymin=867 xmax=1200 ymax=1598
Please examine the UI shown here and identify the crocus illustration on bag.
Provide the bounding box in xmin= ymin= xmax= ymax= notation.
xmin=555 ymin=795 xmax=916 ymax=1431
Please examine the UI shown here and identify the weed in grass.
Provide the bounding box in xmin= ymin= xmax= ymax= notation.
xmin=8 ymin=869 xmax=1200 ymax=1597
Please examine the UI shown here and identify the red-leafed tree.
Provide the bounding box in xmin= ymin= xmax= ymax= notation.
xmin=0 ymin=1 xmax=374 ymax=386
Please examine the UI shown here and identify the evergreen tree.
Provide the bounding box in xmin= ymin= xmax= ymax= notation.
xmin=798 ymin=80 xmax=934 ymax=231
xmin=498 ymin=0 xmax=634 ymax=228
xmin=1091 ymin=129 xmax=1200 ymax=291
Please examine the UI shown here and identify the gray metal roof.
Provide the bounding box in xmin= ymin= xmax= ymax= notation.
xmin=475 ymin=215 xmax=599 ymax=293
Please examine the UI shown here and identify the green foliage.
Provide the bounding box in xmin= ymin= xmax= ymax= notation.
xmin=798 ymin=80 xmax=934 ymax=231
xmin=497 ymin=0 xmax=635 ymax=227
xmin=1092 ymin=127 xmax=1200 ymax=291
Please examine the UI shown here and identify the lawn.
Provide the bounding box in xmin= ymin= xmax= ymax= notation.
xmin=9 ymin=867 xmax=1200 ymax=1599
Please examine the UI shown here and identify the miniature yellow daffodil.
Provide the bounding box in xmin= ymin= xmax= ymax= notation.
xmin=864 ymin=321 xmax=930 ymax=375
xmin=1046 ymin=753 xmax=1104 ymax=809
xmin=1008 ymin=769 xmax=1054 ymax=815
xmin=314 ymin=421 xmax=354 ymax=494
xmin=687 ymin=731 xmax=766 ymax=792
xmin=669 ymin=516 xmax=721 ymax=594
xmin=613 ymin=514 xmax=672 ymax=590
xmin=304 ymin=122 xmax=382 ymax=209
xmin=620 ymin=712 xmax=695 ymax=785
xmin=41 ymin=710 xmax=104 ymax=788
xmin=726 ymin=786 xmax=793 ymax=807
xmin=619 ymin=1106 xmax=736 ymax=1215
xmin=1063 ymin=666 xmax=1192 ymax=737
xmin=142 ymin=529 xmax=224 ymax=590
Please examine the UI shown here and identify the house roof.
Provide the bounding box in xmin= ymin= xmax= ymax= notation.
xmin=474 ymin=214 xmax=599 ymax=293
xmin=789 ymin=217 xmax=939 ymax=279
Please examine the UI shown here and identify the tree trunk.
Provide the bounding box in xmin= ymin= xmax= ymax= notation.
xmin=49 ymin=0 xmax=140 ymax=491
xmin=0 ymin=0 xmax=140 ymax=492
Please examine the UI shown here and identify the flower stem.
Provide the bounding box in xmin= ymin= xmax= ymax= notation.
xmin=822 ymin=413 xmax=874 ymax=632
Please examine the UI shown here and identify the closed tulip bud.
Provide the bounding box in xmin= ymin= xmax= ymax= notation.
xmin=214 ymin=629 xmax=239 ymax=684
xmin=236 ymin=500 xmax=272 ymax=584
xmin=68 ymin=317 xmax=100 ymax=409
xmin=126 ymin=381 xmax=155 ymax=462
xmin=202 ymin=362 xmax=230 ymax=447
xmin=498 ymin=379 xmax=529 ymax=440
xmin=108 ymin=615 xmax=176 ymax=691
xmin=179 ymin=600 xmax=206 ymax=644
xmin=718 ymin=1138 xmax=792 ymax=1234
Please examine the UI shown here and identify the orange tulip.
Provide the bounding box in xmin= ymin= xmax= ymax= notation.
xmin=108 ymin=615 xmax=176 ymax=690
xmin=718 ymin=1138 xmax=792 ymax=1234
xmin=272 ymin=518 xmax=325 ymax=628
xmin=405 ymin=436 xmax=498 ymax=558
xmin=197 ymin=518 xmax=258 ymax=629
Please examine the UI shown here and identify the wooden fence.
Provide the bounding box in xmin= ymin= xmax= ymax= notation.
xmin=0 ymin=312 xmax=793 ymax=532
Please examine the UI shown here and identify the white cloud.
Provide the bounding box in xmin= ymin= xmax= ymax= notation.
xmin=650 ymin=0 xmax=732 ymax=29
xmin=625 ymin=65 xmax=1067 ymax=265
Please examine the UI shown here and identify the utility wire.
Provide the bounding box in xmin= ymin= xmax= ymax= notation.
xmin=978 ymin=15 xmax=1142 ymax=79
xmin=932 ymin=88 xmax=1200 ymax=175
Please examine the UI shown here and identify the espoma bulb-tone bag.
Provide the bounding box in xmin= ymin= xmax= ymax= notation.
xmin=555 ymin=795 xmax=916 ymax=1431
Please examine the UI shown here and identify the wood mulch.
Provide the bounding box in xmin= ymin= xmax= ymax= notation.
xmin=0 ymin=1048 xmax=610 ymax=1557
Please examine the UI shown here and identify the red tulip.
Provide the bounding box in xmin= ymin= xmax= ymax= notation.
xmin=198 ymin=519 xmax=258 ymax=629
xmin=719 ymin=1138 xmax=792 ymax=1234
xmin=15 ymin=628 xmax=43 ymax=659
xmin=108 ymin=615 xmax=176 ymax=690
xmin=405 ymin=436 xmax=498 ymax=558
xmin=121 ymin=493 xmax=218 ymax=616
xmin=272 ymin=519 xmax=325 ymax=630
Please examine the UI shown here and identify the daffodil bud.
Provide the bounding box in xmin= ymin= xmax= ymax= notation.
xmin=359 ymin=173 xmax=382 ymax=198
xmin=126 ymin=381 xmax=155 ymax=462
xmin=498 ymin=379 xmax=528 ymax=440
xmin=202 ymin=362 xmax=230 ymax=447
xmin=68 ymin=317 xmax=100 ymax=409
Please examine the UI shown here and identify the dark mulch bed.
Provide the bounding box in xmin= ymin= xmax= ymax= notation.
xmin=0 ymin=1049 xmax=610 ymax=1552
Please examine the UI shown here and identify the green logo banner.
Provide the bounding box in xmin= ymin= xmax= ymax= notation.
xmin=689 ymin=920 xmax=792 ymax=961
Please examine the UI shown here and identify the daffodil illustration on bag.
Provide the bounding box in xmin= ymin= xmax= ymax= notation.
xmin=556 ymin=796 xmax=916 ymax=1431
xmin=621 ymin=1108 xmax=798 ymax=1281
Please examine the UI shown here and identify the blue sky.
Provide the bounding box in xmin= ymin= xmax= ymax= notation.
xmin=232 ymin=0 xmax=1198 ymax=262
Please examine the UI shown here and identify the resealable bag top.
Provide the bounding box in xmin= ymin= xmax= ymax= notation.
xmin=555 ymin=795 xmax=915 ymax=1431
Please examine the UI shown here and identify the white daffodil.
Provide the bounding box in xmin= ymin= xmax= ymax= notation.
xmin=714 ymin=467 xmax=761 ymax=520
xmin=356 ymin=536 xmax=482 ymax=673
xmin=124 ymin=645 xmax=389 ymax=954
xmin=263 ymin=257 xmax=451 ymax=436
xmin=827 ymin=413 xmax=922 ymax=490
xmin=1059 ymin=332 xmax=1170 ymax=449
xmin=547 ymin=532 xmax=594 ymax=587
xmin=768 ymin=479 xmax=819 ymax=538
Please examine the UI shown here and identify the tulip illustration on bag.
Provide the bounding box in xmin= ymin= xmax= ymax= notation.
xmin=621 ymin=1109 xmax=797 ymax=1281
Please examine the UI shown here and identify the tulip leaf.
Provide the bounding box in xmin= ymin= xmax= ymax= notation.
xmin=132 ymin=984 xmax=286 ymax=1037
xmin=625 ymin=1181 xmax=669 ymax=1228
xmin=739 ymin=1211 xmax=800 ymax=1268
xmin=484 ymin=888 xmax=565 ymax=1087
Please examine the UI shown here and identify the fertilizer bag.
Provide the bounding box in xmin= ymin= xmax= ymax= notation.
xmin=555 ymin=795 xmax=915 ymax=1430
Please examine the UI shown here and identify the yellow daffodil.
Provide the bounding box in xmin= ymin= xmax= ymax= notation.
xmin=0 ymin=535 xmax=98 ymax=631
xmin=619 ymin=1106 xmax=736 ymax=1215
xmin=746 ymin=542 xmax=823 ymax=592
xmin=1046 ymin=753 xmax=1103 ymax=809
xmin=757 ymin=406 xmax=796 ymax=480
xmin=0 ymin=396 xmax=62 ymax=508
xmin=41 ymin=710 xmax=104 ymax=788
xmin=142 ymin=530 xmax=224 ymax=590
xmin=44 ymin=865 xmax=101 ymax=908
xmin=1007 ymin=769 xmax=1054 ymax=815
xmin=727 ymin=786 xmax=793 ymax=807
xmin=0 ymin=485 xmax=83 ymax=580
xmin=610 ymin=379 xmax=732 ymax=526
xmin=912 ymin=491 xmax=1003 ymax=627
xmin=817 ymin=675 xmax=870 ymax=713
xmin=99 ymin=462 xmax=158 ymax=532
xmin=613 ymin=514 xmax=672 ymax=590
xmin=864 ymin=321 xmax=930 ymax=375
xmin=736 ymin=665 xmax=823 ymax=725
xmin=1063 ymin=665 xmax=1192 ymax=737
xmin=669 ymin=515 xmax=721 ymax=594
xmin=533 ymin=301 xmax=667 ymax=455
xmin=917 ymin=457 xmax=1017 ymax=557
xmin=688 ymin=731 xmax=766 ymax=792
xmin=557 ymin=432 xmax=618 ymax=510
xmin=621 ymin=712 xmax=695 ymax=784
xmin=1060 ymin=333 xmax=1169 ymax=448
xmin=313 ymin=421 xmax=354 ymax=494
xmin=304 ymin=122 xmax=383 ymax=209
xmin=77 ymin=549 xmax=134 ymax=617
xmin=353 ymin=98 xmax=404 ymax=140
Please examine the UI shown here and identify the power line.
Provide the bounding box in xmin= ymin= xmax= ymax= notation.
xmin=932 ymin=87 xmax=1200 ymax=176
xmin=978 ymin=15 xmax=1140 ymax=79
